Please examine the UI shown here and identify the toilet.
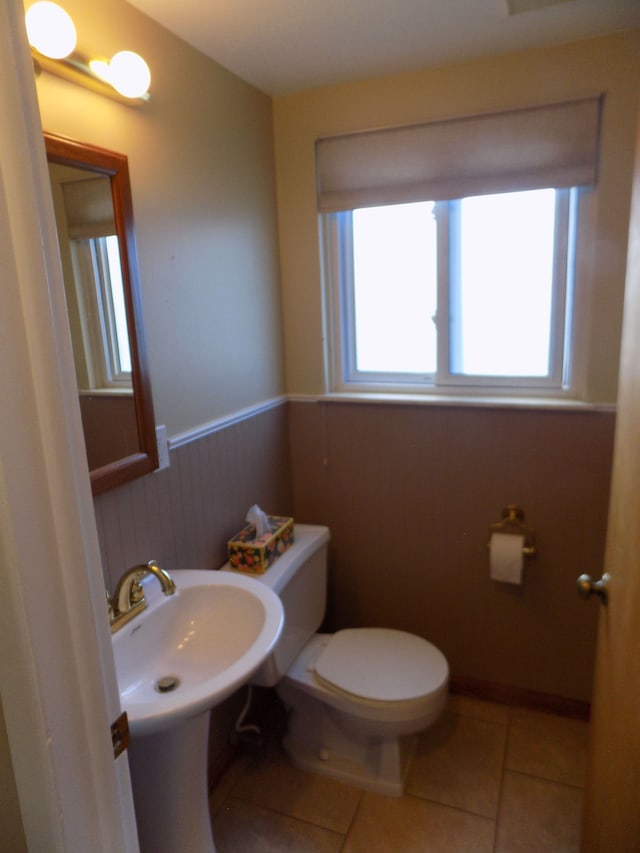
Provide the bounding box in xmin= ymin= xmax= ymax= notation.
xmin=224 ymin=523 xmax=449 ymax=796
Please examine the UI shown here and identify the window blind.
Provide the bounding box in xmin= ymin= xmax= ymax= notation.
xmin=316 ymin=96 xmax=603 ymax=212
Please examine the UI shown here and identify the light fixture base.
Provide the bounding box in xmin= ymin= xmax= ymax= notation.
xmin=32 ymin=48 xmax=150 ymax=106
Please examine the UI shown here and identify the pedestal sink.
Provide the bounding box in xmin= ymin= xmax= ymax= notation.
xmin=112 ymin=568 xmax=284 ymax=853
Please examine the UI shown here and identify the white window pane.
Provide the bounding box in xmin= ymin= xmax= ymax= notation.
xmin=453 ymin=189 xmax=556 ymax=377
xmin=105 ymin=235 xmax=131 ymax=374
xmin=352 ymin=202 xmax=437 ymax=374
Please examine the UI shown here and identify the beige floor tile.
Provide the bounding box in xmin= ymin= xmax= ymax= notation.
xmin=495 ymin=770 xmax=583 ymax=853
xmin=343 ymin=791 xmax=495 ymax=853
xmin=407 ymin=711 xmax=507 ymax=818
xmin=447 ymin=694 xmax=512 ymax=725
xmin=229 ymin=752 xmax=362 ymax=833
xmin=505 ymin=709 xmax=589 ymax=787
xmin=213 ymin=797 xmax=345 ymax=853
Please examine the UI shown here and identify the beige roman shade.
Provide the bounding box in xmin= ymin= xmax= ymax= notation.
xmin=316 ymin=96 xmax=603 ymax=213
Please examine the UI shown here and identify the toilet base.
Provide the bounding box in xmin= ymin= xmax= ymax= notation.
xmin=279 ymin=688 xmax=417 ymax=797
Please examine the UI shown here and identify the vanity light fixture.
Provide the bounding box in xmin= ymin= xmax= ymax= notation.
xmin=25 ymin=1 xmax=151 ymax=104
xmin=25 ymin=1 xmax=76 ymax=59
xmin=90 ymin=51 xmax=151 ymax=100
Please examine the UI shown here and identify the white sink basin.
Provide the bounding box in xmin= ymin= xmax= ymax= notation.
xmin=112 ymin=568 xmax=284 ymax=736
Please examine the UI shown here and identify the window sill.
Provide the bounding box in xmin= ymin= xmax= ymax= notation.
xmin=289 ymin=391 xmax=616 ymax=414
xmin=78 ymin=388 xmax=134 ymax=398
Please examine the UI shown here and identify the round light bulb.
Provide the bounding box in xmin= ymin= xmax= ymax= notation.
xmin=25 ymin=2 xmax=76 ymax=59
xmin=108 ymin=51 xmax=151 ymax=99
xmin=89 ymin=59 xmax=111 ymax=82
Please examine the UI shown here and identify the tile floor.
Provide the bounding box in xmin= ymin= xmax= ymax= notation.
xmin=210 ymin=694 xmax=588 ymax=852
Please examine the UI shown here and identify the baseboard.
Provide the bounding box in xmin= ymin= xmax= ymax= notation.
xmin=449 ymin=675 xmax=591 ymax=721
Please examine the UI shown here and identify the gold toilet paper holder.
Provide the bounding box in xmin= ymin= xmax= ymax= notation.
xmin=486 ymin=505 xmax=537 ymax=557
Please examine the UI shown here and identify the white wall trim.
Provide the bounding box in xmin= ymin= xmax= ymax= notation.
xmin=286 ymin=391 xmax=617 ymax=414
xmin=169 ymin=395 xmax=288 ymax=449
xmin=168 ymin=390 xmax=614 ymax=453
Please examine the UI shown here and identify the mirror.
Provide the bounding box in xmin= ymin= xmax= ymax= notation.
xmin=45 ymin=132 xmax=158 ymax=495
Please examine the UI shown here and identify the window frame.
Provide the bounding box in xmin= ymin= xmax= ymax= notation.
xmin=323 ymin=187 xmax=578 ymax=397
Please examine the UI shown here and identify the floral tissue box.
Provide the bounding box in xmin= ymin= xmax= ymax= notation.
xmin=227 ymin=515 xmax=294 ymax=574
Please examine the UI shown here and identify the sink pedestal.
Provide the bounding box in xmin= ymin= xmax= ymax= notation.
xmin=128 ymin=711 xmax=215 ymax=853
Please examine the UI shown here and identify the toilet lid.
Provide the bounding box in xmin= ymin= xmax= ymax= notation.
xmin=314 ymin=628 xmax=448 ymax=702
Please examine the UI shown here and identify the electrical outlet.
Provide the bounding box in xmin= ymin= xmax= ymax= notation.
xmin=155 ymin=424 xmax=170 ymax=471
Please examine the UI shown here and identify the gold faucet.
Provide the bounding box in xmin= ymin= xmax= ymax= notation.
xmin=108 ymin=560 xmax=176 ymax=633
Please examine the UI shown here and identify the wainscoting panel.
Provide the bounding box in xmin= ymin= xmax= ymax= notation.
xmin=95 ymin=397 xmax=614 ymax=705
xmin=95 ymin=402 xmax=292 ymax=593
xmin=288 ymin=400 xmax=615 ymax=703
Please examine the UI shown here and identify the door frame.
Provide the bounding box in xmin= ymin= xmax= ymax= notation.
xmin=0 ymin=1 xmax=138 ymax=849
xmin=581 ymin=103 xmax=640 ymax=850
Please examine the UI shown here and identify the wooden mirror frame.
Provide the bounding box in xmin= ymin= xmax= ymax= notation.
xmin=45 ymin=131 xmax=158 ymax=495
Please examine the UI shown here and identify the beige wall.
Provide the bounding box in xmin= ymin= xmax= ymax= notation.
xmin=31 ymin=0 xmax=285 ymax=437
xmin=273 ymin=32 xmax=640 ymax=402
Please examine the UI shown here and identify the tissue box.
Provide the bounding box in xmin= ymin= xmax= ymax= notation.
xmin=227 ymin=515 xmax=294 ymax=574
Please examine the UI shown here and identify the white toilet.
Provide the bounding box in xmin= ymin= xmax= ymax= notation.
xmin=225 ymin=523 xmax=449 ymax=796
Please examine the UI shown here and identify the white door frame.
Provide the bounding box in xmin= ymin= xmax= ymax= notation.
xmin=0 ymin=1 xmax=138 ymax=850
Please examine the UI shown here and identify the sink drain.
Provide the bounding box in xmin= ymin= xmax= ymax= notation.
xmin=155 ymin=676 xmax=180 ymax=693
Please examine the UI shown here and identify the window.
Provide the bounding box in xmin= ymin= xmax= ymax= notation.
xmin=324 ymin=187 xmax=577 ymax=394
xmin=316 ymin=96 xmax=602 ymax=398
xmin=70 ymin=234 xmax=132 ymax=390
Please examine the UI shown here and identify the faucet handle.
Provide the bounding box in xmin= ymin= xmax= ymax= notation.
xmin=128 ymin=574 xmax=146 ymax=605
xmin=129 ymin=565 xmax=156 ymax=605
xmin=106 ymin=590 xmax=115 ymax=621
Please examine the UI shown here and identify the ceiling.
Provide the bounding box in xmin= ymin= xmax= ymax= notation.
xmin=126 ymin=0 xmax=640 ymax=96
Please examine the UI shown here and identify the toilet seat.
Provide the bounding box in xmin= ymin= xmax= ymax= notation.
xmin=313 ymin=628 xmax=448 ymax=703
xmin=281 ymin=631 xmax=449 ymax=729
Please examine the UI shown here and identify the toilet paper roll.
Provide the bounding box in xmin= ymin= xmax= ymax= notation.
xmin=490 ymin=532 xmax=524 ymax=585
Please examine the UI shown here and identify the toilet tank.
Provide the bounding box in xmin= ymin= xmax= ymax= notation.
xmin=222 ymin=524 xmax=330 ymax=686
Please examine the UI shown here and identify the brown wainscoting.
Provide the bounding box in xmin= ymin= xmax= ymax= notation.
xmin=94 ymin=401 xmax=293 ymax=591
xmin=450 ymin=675 xmax=591 ymax=721
xmin=289 ymin=399 xmax=615 ymax=704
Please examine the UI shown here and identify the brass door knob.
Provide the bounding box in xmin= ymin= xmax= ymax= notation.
xmin=577 ymin=573 xmax=610 ymax=603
